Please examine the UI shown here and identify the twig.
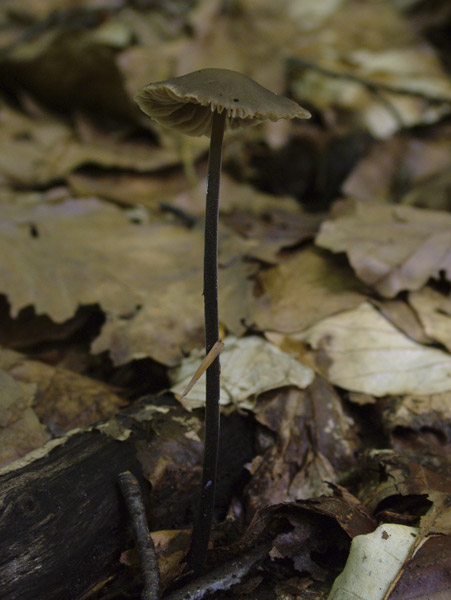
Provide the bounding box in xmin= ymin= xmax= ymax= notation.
xmin=163 ymin=543 xmax=270 ymax=600
xmin=288 ymin=57 xmax=451 ymax=106
xmin=118 ymin=471 xmax=160 ymax=600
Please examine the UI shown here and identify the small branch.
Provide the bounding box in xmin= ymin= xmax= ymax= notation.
xmin=118 ymin=471 xmax=160 ymax=600
xmin=163 ymin=544 xmax=270 ymax=600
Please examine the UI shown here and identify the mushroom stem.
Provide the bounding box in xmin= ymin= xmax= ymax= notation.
xmin=188 ymin=110 xmax=226 ymax=575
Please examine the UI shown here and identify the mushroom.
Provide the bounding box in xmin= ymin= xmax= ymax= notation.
xmin=135 ymin=68 xmax=310 ymax=575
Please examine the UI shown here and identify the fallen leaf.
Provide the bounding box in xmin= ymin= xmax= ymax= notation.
xmin=327 ymin=523 xmax=421 ymax=600
xmin=343 ymin=133 xmax=451 ymax=208
xmin=409 ymin=287 xmax=451 ymax=352
xmin=388 ymin=534 xmax=451 ymax=600
xmin=0 ymin=198 xmax=206 ymax=365
xmin=382 ymin=392 xmax=451 ymax=439
xmin=290 ymin=1 xmax=451 ymax=137
xmin=0 ymin=347 xmax=124 ymax=434
xmin=0 ymin=369 xmax=49 ymax=467
xmin=298 ymin=302 xmax=451 ymax=396
xmin=170 ymin=335 xmax=314 ymax=411
xmin=245 ymin=379 xmax=360 ymax=513
xmin=316 ymin=199 xmax=451 ymax=297
xmin=401 ymin=169 xmax=451 ymax=213
xmin=372 ymin=298 xmax=432 ymax=345
xmin=357 ymin=449 xmax=449 ymax=515
xmin=0 ymin=104 xmax=184 ymax=188
xmin=150 ymin=529 xmax=191 ymax=592
xmin=253 ymin=246 xmax=366 ymax=334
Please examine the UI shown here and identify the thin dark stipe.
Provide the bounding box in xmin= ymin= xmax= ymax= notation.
xmin=187 ymin=110 xmax=226 ymax=577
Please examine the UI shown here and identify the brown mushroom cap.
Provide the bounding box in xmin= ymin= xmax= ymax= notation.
xmin=135 ymin=68 xmax=311 ymax=137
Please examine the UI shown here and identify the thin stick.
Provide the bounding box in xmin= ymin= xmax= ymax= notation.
xmin=118 ymin=471 xmax=160 ymax=600
xmin=164 ymin=544 xmax=270 ymax=600
xmin=188 ymin=110 xmax=226 ymax=576
xmin=179 ymin=340 xmax=224 ymax=401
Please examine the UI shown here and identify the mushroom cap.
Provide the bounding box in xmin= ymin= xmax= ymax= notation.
xmin=135 ymin=68 xmax=311 ymax=137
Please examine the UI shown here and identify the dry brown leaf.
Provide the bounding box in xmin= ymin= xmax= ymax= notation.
xmin=0 ymin=198 xmax=207 ymax=365
xmin=343 ymin=134 xmax=451 ymax=207
xmin=2 ymin=191 xmax=324 ymax=366
xmin=316 ymin=200 xmax=451 ymax=297
xmin=298 ymin=302 xmax=451 ymax=396
xmin=358 ymin=449 xmax=449 ymax=514
xmin=0 ymin=369 xmax=49 ymax=467
xmin=0 ymin=348 xmax=124 ymax=434
xmin=253 ymin=246 xmax=366 ymax=334
xmin=68 ymin=169 xmax=194 ymax=210
xmin=382 ymin=392 xmax=451 ymax=440
xmin=0 ymin=105 xmax=71 ymax=186
xmin=0 ymin=105 xmax=184 ymax=187
xmin=372 ymin=298 xmax=432 ymax=346
xmin=290 ymin=0 xmax=451 ymax=137
xmin=245 ymin=378 xmax=360 ymax=513
xmin=388 ymin=534 xmax=451 ymax=600
xmin=401 ymin=169 xmax=451 ymax=213
xmin=409 ymin=287 xmax=451 ymax=352
xmin=150 ymin=529 xmax=191 ymax=592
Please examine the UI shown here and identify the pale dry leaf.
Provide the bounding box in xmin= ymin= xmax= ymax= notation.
xmin=327 ymin=524 xmax=420 ymax=600
xmin=170 ymin=335 xmax=314 ymax=411
xmin=409 ymin=287 xmax=451 ymax=352
xmin=316 ymin=200 xmax=451 ymax=297
xmin=298 ymin=302 xmax=451 ymax=396
xmin=253 ymin=246 xmax=367 ymax=334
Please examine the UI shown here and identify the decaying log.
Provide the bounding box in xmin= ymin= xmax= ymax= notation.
xmin=0 ymin=429 xmax=149 ymax=600
xmin=0 ymin=397 xmax=254 ymax=600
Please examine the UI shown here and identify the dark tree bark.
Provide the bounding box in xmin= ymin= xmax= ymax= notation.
xmin=0 ymin=430 xmax=148 ymax=600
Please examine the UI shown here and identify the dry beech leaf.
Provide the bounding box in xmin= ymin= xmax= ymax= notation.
xmin=0 ymin=199 xmax=215 ymax=366
xmin=0 ymin=105 xmax=182 ymax=188
xmin=253 ymin=246 xmax=366 ymax=334
xmin=316 ymin=200 xmax=451 ymax=297
xmin=0 ymin=196 xmax=296 ymax=366
xmin=0 ymin=198 xmax=202 ymax=321
xmin=409 ymin=287 xmax=451 ymax=352
xmin=170 ymin=336 xmax=314 ymax=411
xmin=0 ymin=369 xmax=49 ymax=467
xmin=298 ymin=302 xmax=451 ymax=396
xmin=0 ymin=348 xmax=124 ymax=434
